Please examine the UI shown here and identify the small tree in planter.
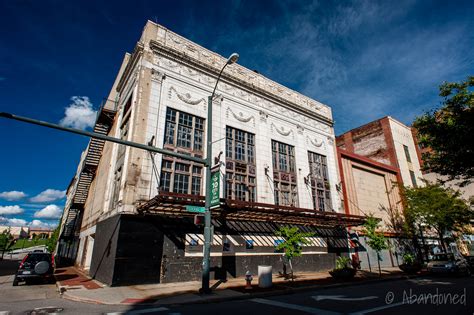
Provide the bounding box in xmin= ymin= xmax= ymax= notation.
xmin=275 ymin=226 xmax=314 ymax=281
xmin=363 ymin=215 xmax=389 ymax=276
xmin=329 ymin=256 xmax=356 ymax=279
xmin=399 ymin=253 xmax=422 ymax=274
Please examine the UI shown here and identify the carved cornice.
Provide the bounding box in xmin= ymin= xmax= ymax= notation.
xmin=151 ymin=69 xmax=166 ymax=82
xmin=226 ymin=107 xmax=255 ymax=126
xmin=326 ymin=136 xmax=334 ymax=146
xmin=168 ymin=86 xmax=206 ymax=106
xmin=271 ymin=123 xmax=293 ymax=137
xmin=307 ymin=136 xmax=324 ymax=148
xmin=212 ymin=93 xmax=223 ymax=106
xmin=149 ymin=35 xmax=333 ymax=127
xmin=297 ymin=124 xmax=304 ymax=135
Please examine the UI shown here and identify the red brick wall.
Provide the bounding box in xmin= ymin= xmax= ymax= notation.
xmin=337 ymin=117 xmax=396 ymax=168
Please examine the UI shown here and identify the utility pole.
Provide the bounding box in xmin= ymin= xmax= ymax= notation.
xmin=0 ymin=112 xmax=206 ymax=165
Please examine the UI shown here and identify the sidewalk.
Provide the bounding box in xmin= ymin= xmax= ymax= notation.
xmin=55 ymin=266 xmax=418 ymax=306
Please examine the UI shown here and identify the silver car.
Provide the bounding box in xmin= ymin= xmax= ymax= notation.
xmin=427 ymin=253 xmax=471 ymax=276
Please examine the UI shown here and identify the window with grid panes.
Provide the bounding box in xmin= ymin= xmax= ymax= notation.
xmin=307 ymin=151 xmax=332 ymax=211
xmin=225 ymin=126 xmax=256 ymax=202
xmin=160 ymin=108 xmax=204 ymax=195
xmin=272 ymin=140 xmax=298 ymax=206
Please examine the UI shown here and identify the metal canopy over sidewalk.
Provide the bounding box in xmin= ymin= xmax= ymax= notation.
xmin=137 ymin=192 xmax=367 ymax=227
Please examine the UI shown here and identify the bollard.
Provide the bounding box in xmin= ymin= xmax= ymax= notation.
xmin=245 ymin=271 xmax=253 ymax=290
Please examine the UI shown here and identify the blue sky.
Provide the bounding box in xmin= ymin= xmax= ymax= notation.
xmin=0 ymin=0 xmax=473 ymax=228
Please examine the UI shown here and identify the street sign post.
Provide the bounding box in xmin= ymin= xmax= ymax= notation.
xmin=210 ymin=171 xmax=220 ymax=208
xmin=186 ymin=205 xmax=206 ymax=213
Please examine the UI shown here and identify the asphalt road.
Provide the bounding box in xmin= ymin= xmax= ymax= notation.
xmin=0 ymin=259 xmax=473 ymax=314
xmin=162 ymin=275 xmax=474 ymax=315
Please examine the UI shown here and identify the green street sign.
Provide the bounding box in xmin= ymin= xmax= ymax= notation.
xmin=186 ymin=205 xmax=205 ymax=213
xmin=210 ymin=170 xmax=220 ymax=208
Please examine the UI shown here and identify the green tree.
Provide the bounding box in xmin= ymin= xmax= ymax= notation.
xmin=275 ymin=226 xmax=314 ymax=280
xmin=363 ymin=215 xmax=389 ymax=276
xmin=413 ymin=76 xmax=474 ymax=185
xmin=46 ymin=225 xmax=60 ymax=253
xmin=403 ymin=182 xmax=473 ymax=252
xmin=0 ymin=229 xmax=14 ymax=260
xmin=32 ymin=233 xmax=39 ymax=245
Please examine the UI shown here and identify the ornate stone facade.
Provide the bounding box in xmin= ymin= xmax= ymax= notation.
xmin=71 ymin=21 xmax=343 ymax=285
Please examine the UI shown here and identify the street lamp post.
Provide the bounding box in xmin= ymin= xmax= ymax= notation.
xmin=201 ymin=52 xmax=239 ymax=293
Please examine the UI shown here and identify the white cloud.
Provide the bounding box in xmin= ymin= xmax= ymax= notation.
xmin=29 ymin=219 xmax=57 ymax=229
xmin=0 ymin=205 xmax=24 ymax=215
xmin=34 ymin=204 xmax=62 ymax=219
xmin=59 ymin=96 xmax=97 ymax=130
xmin=30 ymin=189 xmax=66 ymax=203
xmin=0 ymin=191 xmax=27 ymax=201
xmin=6 ymin=218 xmax=27 ymax=226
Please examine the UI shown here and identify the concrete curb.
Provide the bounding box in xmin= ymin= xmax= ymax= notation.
xmin=56 ymin=282 xmax=120 ymax=305
xmin=163 ymin=274 xmax=422 ymax=306
xmin=56 ymin=273 xmax=423 ymax=306
xmin=61 ymin=291 xmax=106 ymax=305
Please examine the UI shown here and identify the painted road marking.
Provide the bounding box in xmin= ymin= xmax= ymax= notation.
xmin=313 ymin=295 xmax=378 ymax=302
xmin=251 ymin=298 xmax=341 ymax=315
xmin=349 ymin=301 xmax=405 ymax=315
xmin=106 ymin=307 xmax=169 ymax=315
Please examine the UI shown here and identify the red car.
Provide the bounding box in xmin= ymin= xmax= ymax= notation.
xmin=13 ymin=252 xmax=55 ymax=286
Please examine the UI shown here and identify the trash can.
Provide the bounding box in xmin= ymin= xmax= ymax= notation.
xmin=258 ymin=265 xmax=272 ymax=288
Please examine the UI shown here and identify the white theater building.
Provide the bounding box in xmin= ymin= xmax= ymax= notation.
xmin=57 ymin=21 xmax=365 ymax=286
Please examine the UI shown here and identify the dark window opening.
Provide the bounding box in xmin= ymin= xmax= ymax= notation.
xmin=225 ymin=126 xmax=256 ymax=202
xmin=403 ymin=145 xmax=412 ymax=163
xmin=410 ymin=170 xmax=417 ymax=187
xmin=308 ymin=151 xmax=332 ymax=211
xmin=160 ymin=107 xmax=204 ymax=195
xmin=272 ymin=140 xmax=298 ymax=207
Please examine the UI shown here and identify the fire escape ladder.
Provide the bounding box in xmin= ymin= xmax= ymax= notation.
xmin=73 ymin=107 xmax=116 ymax=206
xmin=62 ymin=208 xmax=79 ymax=239
xmin=60 ymin=105 xmax=116 ymax=241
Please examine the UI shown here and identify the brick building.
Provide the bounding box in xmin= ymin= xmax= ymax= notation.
xmin=29 ymin=228 xmax=53 ymax=239
xmin=336 ymin=116 xmax=425 ymax=268
xmin=336 ymin=116 xmax=423 ymax=188
xmin=56 ymin=21 xmax=366 ymax=286
xmin=0 ymin=226 xmax=29 ymax=239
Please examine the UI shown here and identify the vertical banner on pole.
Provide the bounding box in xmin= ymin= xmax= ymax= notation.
xmin=210 ymin=170 xmax=220 ymax=208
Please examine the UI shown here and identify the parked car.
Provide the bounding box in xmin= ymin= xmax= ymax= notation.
xmin=13 ymin=252 xmax=55 ymax=286
xmin=427 ymin=253 xmax=471 ymax=276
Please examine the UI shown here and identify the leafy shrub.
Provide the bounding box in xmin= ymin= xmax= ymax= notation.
xmin=335 ymin=256 xmax=351 ymax=270
xmin=402 ymin=253 xmax=415 ymax=265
